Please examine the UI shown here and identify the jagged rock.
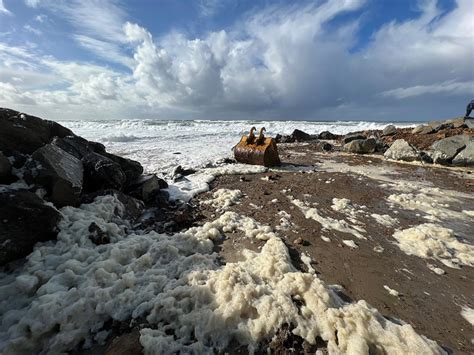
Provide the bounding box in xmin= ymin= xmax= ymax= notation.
xmin=126 ymin=174 xmax=166 ymax=202
xmin=431 ymin=135 xmax=471 ymax=165
xmin=88 ymin=222 xmax=110 ymax=245
xmin=384 ymin=139 xmax=419 ymax=161
xmin=81 ymin=189 xmax=145 ymax=222
xmin=343 ymin=133 xmax=366 ymax=144
xmin=411 ymin=125 xmax=433 ymax=135
xmin=420 ymin=151 xmax=434 ymax=164
xmin=172 ymin=165 xmax=196 ymax=178
xmin=318 ymin=131 xmax=337 ymax=140
xmin=382 ymin=125 xmax=397 ymax=136
xmin=0 ymin=108 xmax=74 ymax=154
xmin=52 ymin=136 xmax=106 ymax=159
xmin=278 ymin=135 xmax=295 ymax=143
xmin=82 ymin=152 xmax=126 ymax=192
xmin=0 ymin=189 xmax=61 ymax=266
xmin=465 ymin=118 xmax=474 ymax=129
xmin=427 ymin=120 xmax=453 ymax=132
xmin=5 ymin=150 xmax=28 ymax=169
xmin=291 ymin=129 xmax=312 ymax=142
xmin=26 ymin=144 xmax=83 ymax=206
xmin=102 ymin=153 xmax=143 ymax=183
xmin=446 ymin=117 xmax=467 ymax=129
xmin=343 ymin=138 xmax=376 ymax=154
xmin=452 ymin=141 xmax=474 ymax=167
xmin=0 ymin=151 xmax=12 ymax=182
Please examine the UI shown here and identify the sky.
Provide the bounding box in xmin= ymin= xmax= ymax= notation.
xmin=0 ymin=0 xmax=472 ymax=121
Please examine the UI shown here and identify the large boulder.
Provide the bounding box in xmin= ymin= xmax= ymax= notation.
xmin=318 ymin=131 xmax=337 ymax=140
xmin=52 ymin=136 xmax=106 ymax=159
xmin=0 ymin=108 xmax=74 ymax=154
xmin=431 ymin=135 xmax=471 ymax=165
xmin=291 ymin=129 xmax=312 ymax=142
xmin=82 ymin=152 xmax=126 ymax=192
xmin=343 ymin=138 xmax=376 ymax=154
xmin=343 ymin=133 xmax=366 ymax=144
xmin=384 ymin=139 xmax=419 ymax=161
xmin=0 ymin=151 xmax=12 ymax=182
xmin=465 ymin=118 xmax=474 ymax=129
xmin=382 ymin=125 xmax=397 ymax=136
xmin=103 ymin=153 xmax=143 ymax=183
xmin=452 ymin=141 xmax=474 ymax=167
xmin=26 ymin=144 xmax=84 ymax=206
xmin=0 ymin=189 xmax=61 ymax=266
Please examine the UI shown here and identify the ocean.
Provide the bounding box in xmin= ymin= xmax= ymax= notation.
xmin=57 ymin=119 xmax=416 ymax=175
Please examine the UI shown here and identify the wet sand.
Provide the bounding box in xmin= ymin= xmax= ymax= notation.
xmin=196 ymin=143 xmax=474 ymax=353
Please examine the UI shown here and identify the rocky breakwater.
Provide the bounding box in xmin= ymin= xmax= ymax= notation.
xmin=0 ymin=108 xmax=190 ymax=266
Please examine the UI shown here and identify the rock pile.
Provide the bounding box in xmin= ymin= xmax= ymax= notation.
xmin=0 ymin=108 xmax=189 ymax=266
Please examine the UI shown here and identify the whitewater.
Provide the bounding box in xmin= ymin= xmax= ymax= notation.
xmin=57 ymin=119 xmax=416 ymax=175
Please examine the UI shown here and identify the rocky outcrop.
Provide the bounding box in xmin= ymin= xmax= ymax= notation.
xmin=343 ymin=138 xmax=376 ymax=154
xmin=291 ymin=129 xmax=312 ymax=142
xmin=26 ymin=144 xmax=84 ymax=206
xmin=318 ymin=131 xmax=338 ymax=140
xmin=0 ymin=108 xmax=74 ymax=154
xmin=0 ymin=189 xmax=61 ymax=266
xmin=411 ymin=125 xmax=434 ymax=135
xmin=343 ymin=133 xmax=366 ymax=144
xmin=452 ymin=141 xmax=474 ymax=166
xmin=0 ymin=152 xmax=12 ymax=183
xmin=431 ymin=135 xmax=471 ymax=165
xmin=384 ymin=139 xmax=419 ymax=161
xmin=382 ymin=125 xmax=397 ymax=136
xmin=82 ymin=152 xmax=126 ymax=192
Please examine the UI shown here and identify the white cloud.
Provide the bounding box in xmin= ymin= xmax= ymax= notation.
xmin=25 ymin=0 xmax=41 ymax=8
xmin=0 ymin=0 xmax=12 ymax=15
xmin=1 ymin=0 xmax=473 ymax=121
xmin=24 ymin=25 xmax=42 ymax=36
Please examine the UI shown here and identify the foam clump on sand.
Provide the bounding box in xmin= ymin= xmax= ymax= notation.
xmin=0 ymin=197 xmax=446 ymax=354
xmin=384 ymin=285 xmax=400 ymax=297
xmin=392 ymin=223 xmax=474 ymax=268
xmin=370 ymin=213 xmax=398 ymax=227
xmin=202 ymin=188 xmax=243 ymax=210
xmin=460 ymin=307 xmax=474 ymax=326
xmin=290 ymin=197 xmax=366 ymax=239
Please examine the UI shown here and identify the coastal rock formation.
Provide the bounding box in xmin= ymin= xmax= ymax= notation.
xmin=431 ymin=135 xmax=471 ymax=165
xmin=318 ymin=131 xmax=338 ymax=140
xmin=384 ymin=139 xmax=419 ymax=161
xmin=0 ymin=108 xmax=73 ymax=154
xmin=343 ymin=138 xmax=376 ymax=154
xmin=343 ymin=133 xmax=366 ymax=144
xmin=126 ymin=174 xmax=166 ymax=202
xmin=382 ymin=125 xmax=397 ymax=136
xmin=0 ymin=152 xmax=12 ymax=182
xmin=451 ymin=141 xmax=474 ymax=166
xmin=411 ymin=125 xmax=433 ymax=135
xmin=82 ymin=152 xmax=126 ymax=192
xmin=291 ymin=129 xmax=312 ymax=142
xmin=26 ymin=144 xmax=84 ymax=207
xmin=0 ymin=189 xmax=61 ymax=266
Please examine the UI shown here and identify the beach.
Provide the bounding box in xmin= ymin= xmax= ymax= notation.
xmin=1 ymin=108 xmax=473 ymax=354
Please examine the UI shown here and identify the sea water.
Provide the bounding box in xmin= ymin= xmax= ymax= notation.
xmin=57 ymin=119 xmax=416 ymax=175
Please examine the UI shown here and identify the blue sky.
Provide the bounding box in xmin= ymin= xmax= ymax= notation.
xmin=0 ymin=0 xmax=472 ymax=121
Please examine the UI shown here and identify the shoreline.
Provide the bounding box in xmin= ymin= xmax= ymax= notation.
xmin=1 ymin=108 xmax=473 ymax=354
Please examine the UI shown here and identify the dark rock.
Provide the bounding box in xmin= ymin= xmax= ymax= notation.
xmin=291 ymin=129 xmax=312 ymax=142
xmin=382 ymin=125 xmax=397 ymax=136
xmin=88 ymin=222 xmax=110 ymax=245
xmin=102 ymin=153 xmax=143 ymax=183
xmin=0 ymin=151 xmax=12 ymax=182
xmin=428 ymin=120 xmax=453 ymax=132
xmin=321 ymin=142 xmax=333 ymax=151
xmin=172 ymin=165 xmax=196 ymax=178
xmin=81 ymin=189 xmax=145 ymax=222
xmin=82 ymin=152 xmax=126 ymax=192
xmin=431 ymin=135 xmax=471 ymax=165
xmin=420 ymin=151 xmax=434 ymax=164
xmin=0 ymin=108 xmax=74 ymax=154
xmin=384 ymin=139 xmax=419 ymax=161
xmin=343 ymin=133 xmax=366 ymax=144
xmin=318 ymin=131 xmax=337 ymax=140
xmin=126 ymin=174 xmax=165 ymax=202
xmin=26 ymin=144 xmax=83 ymax=207
xmin=52 ymin=136 xmax=105 ymax=159
xmin=343 ymin=138 xmax=376 ymax=154
xmin=279 ymin=135 xmax=295 ymax=143
xmin=4 ymin=150 xmax=28 ymax=169
xmin=452 ymin=142 xmax=474 ymax=166
xmin=0 ymin=189 xmax=61 ymax=266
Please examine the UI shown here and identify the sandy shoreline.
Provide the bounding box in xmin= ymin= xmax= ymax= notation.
xmin=196 ymin=143 xmax=474 ymax=353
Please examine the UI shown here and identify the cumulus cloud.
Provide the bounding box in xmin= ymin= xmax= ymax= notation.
xmin=1 ymin=0 xmax=473 ymax=120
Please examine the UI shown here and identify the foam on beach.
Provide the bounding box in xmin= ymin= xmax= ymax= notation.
xmin=0 ymin=195 xmax=446 ymax=354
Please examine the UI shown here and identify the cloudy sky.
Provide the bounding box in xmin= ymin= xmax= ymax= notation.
xmin=0 ymin=0 xmax=472 ymax=121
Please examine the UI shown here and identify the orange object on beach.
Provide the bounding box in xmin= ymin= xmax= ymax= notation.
xmin=234 ymin=127 xmax=281 ymax=167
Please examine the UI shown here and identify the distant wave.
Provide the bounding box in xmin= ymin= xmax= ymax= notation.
xmin=102 ymin=134 xmax=141 ymax=142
